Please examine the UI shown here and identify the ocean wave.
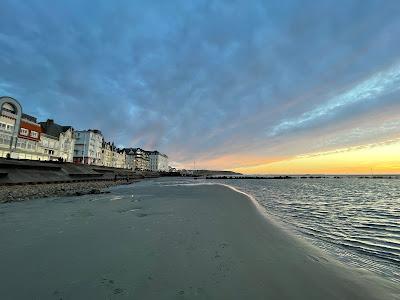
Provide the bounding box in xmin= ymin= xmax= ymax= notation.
xmin=206 ymin=177 xmax=400 ymax=282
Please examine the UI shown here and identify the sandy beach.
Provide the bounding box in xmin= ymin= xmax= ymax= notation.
xmin=0 ymin=179 xmax=398 ymax=299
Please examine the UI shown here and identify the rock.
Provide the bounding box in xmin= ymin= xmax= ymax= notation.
xmin=0 ymin=180 xmax=132 ymax=202
xmin=89 ymin=189 xmax=101 ymax=194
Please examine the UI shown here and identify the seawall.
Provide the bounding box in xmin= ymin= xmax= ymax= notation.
xmin=0 ymin=158 xmax=158 ymax=186
xmin=0 ymin=158 xmax=160 ymax=202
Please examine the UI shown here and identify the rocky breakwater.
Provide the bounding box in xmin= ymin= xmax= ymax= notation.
xmin=0 ymin=180 xmax=134 ymax=203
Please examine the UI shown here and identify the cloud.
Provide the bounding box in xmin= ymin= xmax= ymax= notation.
xmin=0 ymin=0 xmax=400 ymax=170
xmin=270 ymin=62 xmax=400 ymax=136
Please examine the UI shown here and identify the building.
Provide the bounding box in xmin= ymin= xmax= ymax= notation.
xmin=1 ymin=96 xmax=77 ymax=162
xmin=14 ymin=113 xmax=43 ymax=160
xmin=39 ymin=134 xmax=60 ymax=161
xmin=75 ymin=132 xmax=129 ymax=169
xmin=149 ymin=151 xmax=169 ymax=172
xmin=0 ymin=96 xmax=22 ymax=158
xmin=73 ymin=129 xmax=103 ymax=165
xmin=114 ymin=149 xmax=127 ymax=169
xmin=39 ymin=119 xmax=75 ymax=162
xmin=1 ymin=96 xmax=169 ymax=168
xmin=101 ymin=142 xmax=127 ymax=169
xmin=125 ymin=148 xmax=136 ymax=170
xmin=124 ymin=148 xmax=149 ymax=171
xmin=101 ymin=141 xmax=115 ymax=167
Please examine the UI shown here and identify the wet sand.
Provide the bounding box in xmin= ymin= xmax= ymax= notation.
xmin=0 ymin=180 xmax=398 ymax=299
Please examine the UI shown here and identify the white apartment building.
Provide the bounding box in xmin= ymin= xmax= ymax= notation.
xmin=149 ymin=151 xmax=169 ymax=172
xmin=73 ymin=130 xmax=103 ymax=165
xmin=38 ymin=134 xmax=60 ymax=161
xmin=39 ymin=119 xmax=75 ymax=162
xmin=0 ymin=96 xmax=22 ymax=158
xmin=58 ymin=128 xmax=75 ymax=162
xmin=123 ymin=148 xmax=149 ymax=171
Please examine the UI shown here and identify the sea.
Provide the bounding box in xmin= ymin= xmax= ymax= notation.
xmin=199 ymin=177 xmax=400 ymax=283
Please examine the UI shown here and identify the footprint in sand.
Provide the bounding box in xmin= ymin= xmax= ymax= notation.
xmin=113 ymin=288 xmax=124 ymax=295
xmin=136 ymin=213 xmax=148 ymax=217
xmin=220 ymin=242 xmax=229 ymax=248
xmin=100 ymin=277 xmax=125 ymax=295
xmin=117 ymin=207 xmax=142 ymax=213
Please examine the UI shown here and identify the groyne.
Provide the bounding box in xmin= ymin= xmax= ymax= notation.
xmin=204 ymin=175 xmax=400 ymax=180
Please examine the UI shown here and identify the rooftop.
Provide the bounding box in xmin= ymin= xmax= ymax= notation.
xmin=39 ymin=119 xmax=73 ymax=138
xmin=22 ymin=113 xmax=37 ymax=123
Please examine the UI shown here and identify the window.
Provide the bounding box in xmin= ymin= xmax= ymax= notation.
xmin=30 ymin=131 xmax=39 ymax=138
xmin=20 ymin=128 xmax=29 ymax=136
xmin=0 ymin=133 xmax=11 ymax=145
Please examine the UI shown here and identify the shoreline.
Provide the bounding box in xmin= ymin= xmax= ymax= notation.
xmin=0 ymin=180 xmax=398 ymax=299
xmin=209 ymin=178 xmax=400 ymax=284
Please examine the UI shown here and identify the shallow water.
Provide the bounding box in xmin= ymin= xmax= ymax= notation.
xmin=204 ymin=178 xmax=400 ymax=283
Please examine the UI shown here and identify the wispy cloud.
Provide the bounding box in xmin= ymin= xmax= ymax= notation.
xmin=270 ymin=62 xmax=400 ymax=136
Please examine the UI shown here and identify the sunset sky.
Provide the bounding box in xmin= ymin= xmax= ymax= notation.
xmin=0 ymin=1 xmax=399 ymax=174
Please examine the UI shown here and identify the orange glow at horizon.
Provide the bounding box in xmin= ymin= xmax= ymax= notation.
xmin=232 ymin=140 xmax=400 ymax=175
xmin=186 ymin=154 xmax=289 ymax=170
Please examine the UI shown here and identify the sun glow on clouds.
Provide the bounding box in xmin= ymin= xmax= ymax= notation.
xmin=271 ymin=63 xmax=400 ymax=136
xmin=1 ymin=1 xmax=400 ymax=174
xmin=233 ymin=139 xmax=400 ymax=175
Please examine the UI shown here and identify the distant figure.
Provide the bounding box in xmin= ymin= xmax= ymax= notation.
xmin=114 ymin=174 xmax=117 ymax=182
xmin=6 ymin=153 xmax=11 ymax=159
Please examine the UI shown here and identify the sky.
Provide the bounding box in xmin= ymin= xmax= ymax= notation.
xmin=0 ymin=0 xmax=400 ymax=174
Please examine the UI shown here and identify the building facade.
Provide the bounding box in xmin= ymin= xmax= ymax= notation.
xmin=1 ymin=97 xmax=76 ymax=162
xmin=1 ymin=96 xmax=169 ymax=169
xmin=101 ymin=142 xmax=127 ymax=168
xmin=125 ymin=149 xmax=136 ymax=170
xmin=114 ymin=149 xmax=127 ymax=169
xmin=39 ymin=134 xmax=60 ymax=161
xmin=73 ymin=130 xmax=103 ymax=165
xmin=101 ymin=142 xmax=115 ymax=167
xmin=149 ymin=151 xmax=169 ymax=172
xmin=124 ymin=148 xmax=150 ymax=171
xmin=40 ymin=119 xmax=75 ymax=162
xmin=0 ymin=96 xmax=22 ymax=158
xmin=58 ymin=128 xmax=75 ymax=162
xmin=15 ymin=113 xmax=43 ymax=160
